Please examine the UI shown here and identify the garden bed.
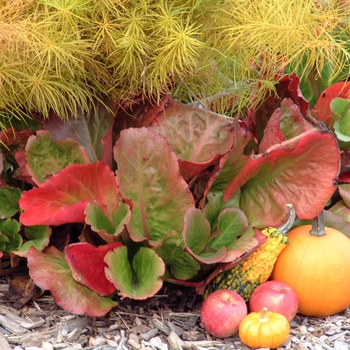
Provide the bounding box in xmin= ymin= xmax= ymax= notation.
xmin=0 ymin=280 xmax=349 ymax=350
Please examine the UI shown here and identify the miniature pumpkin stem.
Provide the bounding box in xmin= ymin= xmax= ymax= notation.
xmin=277 ymin=204 xmax=296 ymax=235
xmin=260 ymin=307 xmax=269 ymax=322
xmin=310 ymin=210 xmax=327 ymax=237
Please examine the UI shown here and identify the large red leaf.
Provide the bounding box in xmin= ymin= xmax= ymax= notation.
xmin=224 ymin=129 xmax=340 ymax=228
xmin=28 ymin=246 xmax=118 ymax=316
xmin=311 ymin=82 xmax=350 ymax=126
xmin=19 ymin=162 xmax=120 ymax=226
xmin=65 ymin=242 xmax=123 ymax=296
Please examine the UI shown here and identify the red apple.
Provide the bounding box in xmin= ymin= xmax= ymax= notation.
xmin=249 ymin=280 xmax=299 ymax=322
xmin=200 ymin=289 xmax=248 ymax=338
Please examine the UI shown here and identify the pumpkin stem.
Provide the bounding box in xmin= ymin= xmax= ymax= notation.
xmin=260 ymin=307 xmax=269 ymax=322
xmin=277 ymin=204 xmax=296 ymax=235
xmin=310 ymin=210 xmax=327 ymax=237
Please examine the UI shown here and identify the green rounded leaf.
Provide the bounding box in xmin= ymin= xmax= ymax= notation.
xmin=0 ymin=187 xmax=21 ymax=219
xmin=105 ymin=246 xmax=165 ymax=300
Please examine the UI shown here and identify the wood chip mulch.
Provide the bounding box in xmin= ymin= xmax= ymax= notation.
xmin=0 ymin=281 xmax=349 ymax=350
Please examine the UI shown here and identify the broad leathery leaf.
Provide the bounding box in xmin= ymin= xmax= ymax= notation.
xmin=44 ymin=99 xmax=117 ymax=165
xmin=259 ymin=98 xmax=313 ymax=153
xmin=326 ymin=203 xmax=350 ymax=238
xmin=85 ymin=202 xmax=131 ymax=243
xmin=183 ymin=208 xmax=227 ymax=264
xmin=221 ymin=226 xmax=260 ymax=263
xmin=13 ymin=225 xmax=51 ymax=258
xmin=20 ymin=162 xmax=121 ymax=226
xmin=149 ymin=99 xmax=234 ymax=180
xmin=338 ymin=184 xmax=350 ymax=208
xmin=203 ymin=191 xmax=241 ymax=232
xmin=155 ymin=233 xmax=200 ymax=280
xmin=247 ymin=74 xmax=309 ymax=141
xmin=28 ymin=246 xmax=118 ymax=316
xmin=114 ymin=128 xmax=195 ymax=243
xmin=208 ymin=207 xmax=249 ymax=250
xmin=207 ymin=208 xmax=259 ymax=263
xmin=0 ymin=187 xmax=21 ymax=219
xmin=224 ymin=129 xmax=340 ymax=228
xmin=13 ymin=151 xmax=37 ymax=186
xmin=311 ymin=82 xmax=350 ymax=126
xmin=105 ymin=246 xmax=165 ymax=300
xmin=207 ymin=124 xmax=252 ymax=195
xmin=26 ymin=130 xmax=90 ymax=185
xmin=0 ymin=219 xmax=22 ymax=253
xmin=65 ymin=242 xmax=123 ymax=296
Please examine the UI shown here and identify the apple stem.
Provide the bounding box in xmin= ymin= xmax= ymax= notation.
xmin=260 ymin=307 xmax=269 ymax=322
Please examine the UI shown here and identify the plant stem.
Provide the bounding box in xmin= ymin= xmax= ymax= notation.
xmin=277 ymin=204 xmax=296 ymax=235
xmin=310 ymin=210 xmax=327 ymax=237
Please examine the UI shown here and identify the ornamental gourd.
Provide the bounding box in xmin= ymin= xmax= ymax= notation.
xmin=239 ymin=307 xmax=290 ymax=349
xmin=271 ymin=210 xmax=350 ymax=317
xmin=204 ymin=204 xmax=295 ymax=301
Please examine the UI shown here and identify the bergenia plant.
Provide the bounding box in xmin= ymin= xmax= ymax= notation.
xmin=0 ymin=75 xmax=346 ymax=316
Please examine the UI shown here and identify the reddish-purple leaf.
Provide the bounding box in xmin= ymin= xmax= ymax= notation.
xmin=205 ymin=124 xmax=253 ymax=197
xmin=19 ymin=162 xmax=120 ymax=226
xmin=224 ymin=129 xmax=340 ymax=227
xmin=65 ymin=242 xmax=123 ymax=296
xmin=247 ymin=74 xmax=309 ymax=140
xmin=28 ymin=246 xmax=118 ymax=316
xmin=148 ymin=99 xmax=234 ymax=181
xmin=259 ymin=99 xmax=313 ymax=153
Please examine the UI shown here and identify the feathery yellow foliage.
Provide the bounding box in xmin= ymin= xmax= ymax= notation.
xmin=0 ymin=0 xmax=349 ymax=121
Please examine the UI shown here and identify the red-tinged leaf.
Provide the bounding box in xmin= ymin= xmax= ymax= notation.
xmin=114 ymin=128 xmax=195 ymax=243
xmin=19 ymin=162 xmax=121 ymax=226
xmin=0 ymin=128 xmax=35 ymax=149
xmin=247 ymin=74 xmax=309 ymax=140
xmin=148 ymin=99 xmax=234 ymax=181
xmin=311 ymin=82 xmax=350 ymax=126
xmin=338 ymin=184 xmax=350 ymax=208
xmin=205 ymin=124 xmax=252 ymax=196
xmin=26 ymin=130 xmax=90 ymax=185
xmin=105 ymin=246 xmax=165 ymax=300
xmin=44 ymin=99 xmax=117 ymax=166
xmin=326 ymin=204 xmax=350 ymax=238
xmin=259 ymin=99 xmax=313 ymax=153
xmin=224 ymin=129 xmax=340 ymax=228
xmin=65 ymin=242 xmax=123 ymax=296
xmin=28 ymin=246 xmax=118 ymax=316
xmin=13 ymin=151 xmax=37 ymax=186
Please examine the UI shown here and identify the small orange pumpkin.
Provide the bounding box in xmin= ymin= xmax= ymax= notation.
xmin=239 ymin=307 xmax=290 ymax=349
xmin=271 ymin=211 xmax=350 ymax=317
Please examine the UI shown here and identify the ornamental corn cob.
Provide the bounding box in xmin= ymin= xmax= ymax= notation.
xmin=204 ymin=204 xmax=295 ymax=302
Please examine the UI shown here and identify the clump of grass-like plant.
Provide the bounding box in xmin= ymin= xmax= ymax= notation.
xmin=0 ymin=0 xmax=349 ymax=125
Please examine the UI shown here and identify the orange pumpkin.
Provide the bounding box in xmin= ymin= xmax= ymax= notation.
xmin=239 ymin=307 xmax=290 ymax=349
xmin=271 ymin=211 xmax=350 ymax=317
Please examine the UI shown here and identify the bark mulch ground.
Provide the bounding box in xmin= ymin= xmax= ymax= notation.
xmin=0 ymin=279 xmax=349 ymax=350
